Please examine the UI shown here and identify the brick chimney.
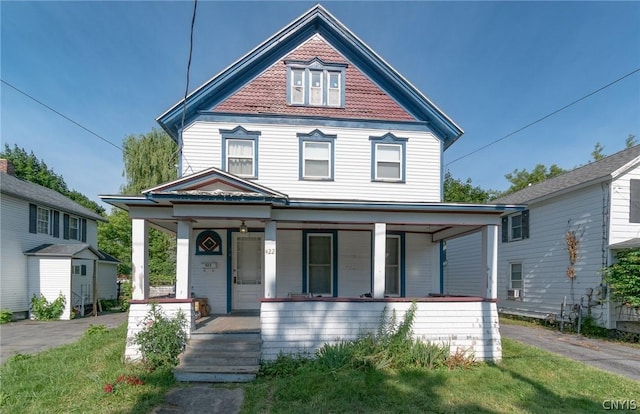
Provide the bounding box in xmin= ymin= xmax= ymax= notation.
xmin=0 ymin=159 xmax=15 ymax=175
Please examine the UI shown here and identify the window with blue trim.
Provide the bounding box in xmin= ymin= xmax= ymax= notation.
xmin=306 ymin=233 xmax=334 ymax=296
xmin=298 ymin=130 xmax=336 ymax=180
xmin=220 ymin=126 xmax=260 ymax=178
xmin=286 ymin=58 xmax=346 ymax=107
xmin=385 ymin=235 xmax=401 ymax=296
xmin=370 ymin=133 xmax=407 ymax=182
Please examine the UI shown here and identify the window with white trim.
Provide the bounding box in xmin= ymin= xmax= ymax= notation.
xmin=73 ymin=264 xmax=87 ymax=276
xmin=501 ymin=210 xmax=529 ymax=243
xmin=510 ymin=262 xmax=522 ymax=289
xmin=69 ymin=216 xmax=79 ymax=240
xmin=307 ymin=234 xmax=333 ymax=295
xmin=385 ymin=235 xmax=400 ymax=296
xmin=286 ymin=58 xmax=346 ymax=107
xmin=37 ymin=206 xmax=50 ymax=234
xmin=510 ymin=214 xmax=522 ymax=240
xmin=370 ymin=133 xmax=407 ymax=182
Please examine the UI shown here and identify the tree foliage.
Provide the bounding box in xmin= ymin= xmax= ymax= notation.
xmin=443 ymin=171 xmax=497 ymax=203
xmin=99 ymin=129 xmax=178 ymax=281
xmin=502 ymin=163 xmax=566 ymax=196
xmin=626 ymin=134 xmax=637 ymax=149
xmin=591 ymin=142 xmax=605 ymax=161
xmin=604 ymin=248 xmax=640 ymax=309
xmin=1 ymin=144 xmax=105 ymax=215
xmin=121 ymin=128 xmax=178 ymax=194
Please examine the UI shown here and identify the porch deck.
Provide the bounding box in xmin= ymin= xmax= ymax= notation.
xmin=194 ymin=313 xmax=260 ymax=334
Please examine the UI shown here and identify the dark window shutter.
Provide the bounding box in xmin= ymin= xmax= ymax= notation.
xmin=81 ymin=265 xmax=87 ymax=276
xmin=521 ymin=210 xmax=530 ymax=239
xmin=63 ymin=214 xmax=70 ymax=240
xmin=29 ymin=204 xmax=37 ymax=233
xmin=630 ymin=180 xmax=640 ymax=223
xmin=53 ymin=211 xmax=60 ymax=238
xmin=81 ymin=218 xmax=87 ymax=242
xmin=501 ymin=216 xmax=509 ymax=243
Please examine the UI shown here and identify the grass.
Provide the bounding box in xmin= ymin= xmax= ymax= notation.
xmin=1 ymin=321 xmax=639 ymax=413
xmin=241 ymin=338 xmax=640 ymax=413
xmin=0 ymin=323 xmax=176 ymax=414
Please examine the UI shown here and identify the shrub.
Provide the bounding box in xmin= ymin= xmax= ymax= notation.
xmin=0 ymin=309 xmax=13 ymax=324
xmin=605 ymin=248 xmax=640 ymax=310
xmin=134 ymin=304 xmax=188 ymax=369
xmin=30 ymin=293 xmax=66 ymax=320
xmin=85 ymin=324 xmax=109 ymax=336
xmin=119 ymin=281 xmax=132 ymax=312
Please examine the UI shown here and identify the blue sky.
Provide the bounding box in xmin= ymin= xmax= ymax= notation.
xmin=2 ymin=1 xmax=639 ymax=208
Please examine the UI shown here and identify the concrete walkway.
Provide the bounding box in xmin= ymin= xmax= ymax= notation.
xmin=0 ymin=311 xmax=127 ymax=364
xmin=500 ymin=323 xmax=640 ymax=382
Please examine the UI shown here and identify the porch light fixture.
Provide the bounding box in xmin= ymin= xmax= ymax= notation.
xmin=240 ymin=220 xmax=248 ymax=233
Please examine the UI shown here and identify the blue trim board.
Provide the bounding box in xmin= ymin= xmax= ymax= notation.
xmin=297 ymin=129 xmax=337 ymax=181
xmin=439 ymin=240 xmax=445 ymax=295
xmin=156 ymin=5 xmax=462 ymax=148
xmin=302 ymin=229 xmax=338 ymax=297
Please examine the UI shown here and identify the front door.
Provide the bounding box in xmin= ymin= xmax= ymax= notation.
xmin=232 ymin=233 xmax=264 ymax=310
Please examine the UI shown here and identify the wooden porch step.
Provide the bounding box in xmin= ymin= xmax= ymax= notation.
xmin=174 ymin=332 xmax=262 ymax=383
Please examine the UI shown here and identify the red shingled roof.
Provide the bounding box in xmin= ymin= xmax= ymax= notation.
xmin=213 ymin=36 xmax=415 ymax=121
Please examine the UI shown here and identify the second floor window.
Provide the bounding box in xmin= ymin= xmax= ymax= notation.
xmin=37 ymin=207 xmax=50 ymax=234
xmin=227 ymin=139 xmax=255 ymax=177
xmin=220 ymin=126 xmax=261 ymax=178
xmin=370 ymin=133 xmax=407 ymax=183
xmin=501 ymin=210 xmax=530 ymax=243
xmin=298 ymin=129 xmax=336 ymax=181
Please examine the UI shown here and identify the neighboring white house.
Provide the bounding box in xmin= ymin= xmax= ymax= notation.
xmin=0 ymin=159 xmax=119 ymax=320
xmin=101 ymin=5 xmax=522 ymax=362
xmin=447 ymin=145 xmax=640 ymax=331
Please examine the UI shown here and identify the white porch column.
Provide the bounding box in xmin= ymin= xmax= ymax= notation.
xmin=264 ymin=220 xmax=277 ymax=298
xmin=372 ymin=222 xmax=386 ymax=298
xmin=482 ymin=224 xmax=499 ymax=299
xmin=131 ymin=219 xmax=149 ymax=300
xmin=175 ymin=220 xmax=192 ymax=299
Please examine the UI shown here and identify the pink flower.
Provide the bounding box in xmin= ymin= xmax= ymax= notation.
xmin=104 ymin=384 xmax=114 ymax=393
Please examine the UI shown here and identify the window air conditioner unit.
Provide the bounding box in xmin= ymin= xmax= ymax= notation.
xmin=507 ymin=289 xmax=521 ymax=300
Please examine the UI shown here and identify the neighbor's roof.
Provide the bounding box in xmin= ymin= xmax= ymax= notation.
xmin=1 ymin=171 xmax=105 ymax=222
xmin=157 ymin=4 xmax=463 ymax=148
xmin=24 ymin=243 xmax=101 ymax=258
xmin=494 ymin=145 xmax=640 ymax=205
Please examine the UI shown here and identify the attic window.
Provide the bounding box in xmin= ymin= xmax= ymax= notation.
xmin=286 ymin=59 xmax=346 ymax=108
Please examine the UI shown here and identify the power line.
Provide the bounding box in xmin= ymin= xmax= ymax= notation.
xmin=1 ymin=79 xmax=124 ymax=152
xmin=446 ymin=67 xmax=640 ymax=168
xmin=177 ymin=0 xmax=198 ymax=175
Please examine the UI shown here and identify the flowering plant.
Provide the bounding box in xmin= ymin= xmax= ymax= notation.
xmin=134 ymin=304 xmax=188 ymax=369
xmin=104 ymin=374 xmax=145 ymax=394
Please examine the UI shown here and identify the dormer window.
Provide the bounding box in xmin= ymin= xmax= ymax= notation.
xmin=286 ymin=58 xmax=346 ymax=107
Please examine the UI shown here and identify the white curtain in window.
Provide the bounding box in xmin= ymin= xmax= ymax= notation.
xmin=304 ymin=142 xmax=330 ymax=177
xmin=377 ymin=145 xmax=401 ymax=179
xmin=228 ymin=140 xmax=254 ymax=175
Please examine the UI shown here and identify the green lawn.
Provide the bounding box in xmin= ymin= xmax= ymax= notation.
xmin=1 ymin=323 xmax=638 ymax=413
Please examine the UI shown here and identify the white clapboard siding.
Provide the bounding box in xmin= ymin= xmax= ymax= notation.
xmin=275 ymin=230 xmax=303 ymax=297
xmin=405 ymin=233 xmax=435 ymax=296
xmin=337 ymin=231 xmax=371 ymax=297
xmin=261 ymin=300 xmax=502 ymax=361
xmin=125 ymin=302 xmax=195 ymax=361
xmin=28 ymin=257 xmax=72 ymax=320
xmin=445 ymin=232 xmax=484 ymax=296
xmin=190 ymin=229 xmax=228 ymax=315
xmin=610 ymin=166 xmax=640 ymax=245
xmin=499 ymin=185 xmax=607 ymax=323
xmin=181 ymin=121 xmax=441 ymax=202
xmin=71 ymin=258 xmax=94 ymax=311
xmin=1 ymin=193 xmax=102 ymax=315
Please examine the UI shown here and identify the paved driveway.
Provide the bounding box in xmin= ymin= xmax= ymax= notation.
xmin=500 ymin=323 xmax=640 ymax=382
xmin=0 ymin=312 xmax=128 ymax=364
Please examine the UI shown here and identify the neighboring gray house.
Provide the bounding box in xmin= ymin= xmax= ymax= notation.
xmin=0 ymin=159 xmax=119 ymax=320
xmin=446 ymin=145 xmax=640 ymax=331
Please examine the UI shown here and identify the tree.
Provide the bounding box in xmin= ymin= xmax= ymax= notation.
xmin=99 ymin=129 xmax=178 ymax=283
xmin=502 ymin=163 xmax=566 ymax=195
xmin=0 ymin=144 xmax=105 ymax=215
xmin=626 ymin=134 xmax=637 ymax=149
xmin=443 ymin=171 xmax=496 ymax=203
xmin=121 ymin=128 xmax=178 ymax=194
xmin=591 ymin=142 xmax=605 ymax=161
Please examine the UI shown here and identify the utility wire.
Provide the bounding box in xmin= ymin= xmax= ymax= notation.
xmin=178 ymin=0 xmax=198 ymax=175
xmin=1 ymin=79 xmax=124 ymax=152
xmin=446 ymin=67 xmax=640 ymax=168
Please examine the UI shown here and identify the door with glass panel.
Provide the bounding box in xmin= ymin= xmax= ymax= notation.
xmin=307 ymin=234 xmax=333 ymax=296
xmin=232 ymin=233 xmax=264 ymax=310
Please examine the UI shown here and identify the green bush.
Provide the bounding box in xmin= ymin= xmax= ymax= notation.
xmin=0 ymin=309 xmax=13 ymax=324
xmin=85 ymin=324 xmax=109 ymax=336
xmin=30 ymin=293 xmax=66 ymax=320
xmin=119 ymin=281 xmax=132 ymax=312
xmin=605 ymin=248 xmax=640 ymax=309
xmin=133 ymin=304 xmax=187 ymax=369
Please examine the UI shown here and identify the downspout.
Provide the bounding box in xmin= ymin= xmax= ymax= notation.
xmin=92 ymin=258 xmax=98 ymax=317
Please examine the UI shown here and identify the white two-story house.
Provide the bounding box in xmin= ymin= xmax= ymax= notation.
xmin=101 ymin=5 xmax=522 ymax=363
xmin=1 ymin=159 xmax=119 ymax=320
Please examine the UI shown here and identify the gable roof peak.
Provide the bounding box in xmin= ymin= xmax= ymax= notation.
xmin=157 ymin=3 xmax=463 ymax=148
